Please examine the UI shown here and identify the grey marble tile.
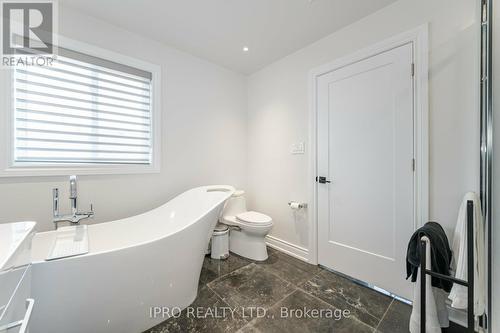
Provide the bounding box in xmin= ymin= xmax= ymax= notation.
xmin=255 ymin=252 xmax=321 ymax=286
xmin=236 ymin=323 xmax=263 ymax=333
xmin=376 ymin=300 xmax=411 ymax=333
xmin=301 ymin=270 xmax=392 ymax=328
xmin=208 ymin=263 xmax=296 ymax=315
xmin=144 ymin=286 xmax=248 ymax=333
xmin=273 ymin=251 xmax=322 ymax=274
xmin=145 ymin=251 xmax=403 ymax=333
xmin=375 ymin=299 xmax=467 ymax=333
xmin=251 ymin=289 xmax=373 ymax=333
xmin=200 ymin=253 xmax=252 ymax=284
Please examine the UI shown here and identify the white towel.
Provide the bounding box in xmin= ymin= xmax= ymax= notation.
xmin=409 ymin=237 xmax=449 ymax=333
xmin=448 ymin=192 xmax=485 ymax=316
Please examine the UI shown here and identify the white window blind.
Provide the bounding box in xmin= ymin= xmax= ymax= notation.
xmin=13 ymin=48 xmax=153 ymax=165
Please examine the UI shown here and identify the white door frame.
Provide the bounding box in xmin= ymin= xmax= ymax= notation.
xmin=307 ymin=25 xmax=429 ymax=265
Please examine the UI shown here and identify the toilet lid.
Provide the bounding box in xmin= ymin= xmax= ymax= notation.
xmin=236 ymin=211 xmax=272 ymax=224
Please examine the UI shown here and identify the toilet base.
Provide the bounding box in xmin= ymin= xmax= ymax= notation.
xmin=229 ymin=229 xmax=268 ymax=261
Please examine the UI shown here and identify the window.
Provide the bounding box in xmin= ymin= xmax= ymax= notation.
xmin=1 ymin=41 xmax=161 ymax=176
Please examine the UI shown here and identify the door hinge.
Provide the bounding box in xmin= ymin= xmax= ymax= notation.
xmin=412 ymin=158 xmax=416 ymax=172
xmin=411 ymin=63 xmax=415 ymax=77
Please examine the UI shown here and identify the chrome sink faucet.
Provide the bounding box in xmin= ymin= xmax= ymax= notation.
xmin=53 ymin=175 xmax=94 ymax=229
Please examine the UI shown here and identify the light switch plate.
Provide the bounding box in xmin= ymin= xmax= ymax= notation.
xmin=290 ymin=142 xmax=305 ymax=154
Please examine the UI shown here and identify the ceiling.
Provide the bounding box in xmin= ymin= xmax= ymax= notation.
xmin=60 ymin=0 xmax=397 ymax=74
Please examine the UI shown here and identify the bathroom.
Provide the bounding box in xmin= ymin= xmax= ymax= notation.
xmin=0 ymin=0 xmax=498 ymax=332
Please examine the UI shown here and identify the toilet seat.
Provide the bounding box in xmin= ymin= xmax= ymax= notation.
xmin=221 ymin=211 xmax=273 ymax=228
xmin=236 ymin=211 xmax=272 ymax=225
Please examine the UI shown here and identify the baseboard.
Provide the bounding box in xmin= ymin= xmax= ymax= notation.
xmin=265 ymin=235 xmax=309 ymax=263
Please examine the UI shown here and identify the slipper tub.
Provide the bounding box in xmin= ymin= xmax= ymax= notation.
xmin=29 ymin=185 xmax=235 ymax=333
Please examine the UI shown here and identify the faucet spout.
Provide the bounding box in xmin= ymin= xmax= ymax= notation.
xmin=69 ymin=175 xmax=78 ymax=216
xmin=69 ymin=175 xmax=77 ymax=198
xmin=53 ymin=175 xmax=95 ymax=230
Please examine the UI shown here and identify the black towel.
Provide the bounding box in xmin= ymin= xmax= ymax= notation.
xmin=406 ymin=221 xmax=453 ymax=292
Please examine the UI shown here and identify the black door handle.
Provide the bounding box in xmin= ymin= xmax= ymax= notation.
xmin=316 ymin=176 xmax=331 ymax=184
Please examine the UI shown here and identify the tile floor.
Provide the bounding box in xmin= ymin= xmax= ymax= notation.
xmin=145 ymin=248 xmax=466 ymax=333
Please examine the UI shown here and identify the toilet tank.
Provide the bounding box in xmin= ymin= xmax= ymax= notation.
xmin=222 ymin=190 xmax=247 ymax=217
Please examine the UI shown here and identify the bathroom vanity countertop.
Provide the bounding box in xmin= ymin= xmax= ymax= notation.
xmin=0 ymin=221 xmax=36 ymax=271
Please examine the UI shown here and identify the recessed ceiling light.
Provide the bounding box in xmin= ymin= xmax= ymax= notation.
xmin=242 ymin=46 xmax=249 ymax=52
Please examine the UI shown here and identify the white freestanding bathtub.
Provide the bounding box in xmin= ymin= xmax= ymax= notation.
xmin=29 ymin=185 xmax=235 ymax=333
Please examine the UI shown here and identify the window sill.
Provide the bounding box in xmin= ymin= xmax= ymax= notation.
xmin=0 ymin=163 xmax=160 ymax=177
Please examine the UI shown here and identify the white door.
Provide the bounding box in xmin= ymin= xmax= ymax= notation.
xmin=317 ymin=43 xmax=415 ymax=299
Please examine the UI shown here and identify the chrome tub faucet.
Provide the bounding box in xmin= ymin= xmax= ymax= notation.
xmin=53 ymin=175 xmax=94 ymax=229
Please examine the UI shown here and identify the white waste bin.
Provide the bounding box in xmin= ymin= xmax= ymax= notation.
xmin=211 ymin=223 xmax=229 ymax=260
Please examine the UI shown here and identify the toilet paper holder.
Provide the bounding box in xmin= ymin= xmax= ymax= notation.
xmin=288 ymin=201 xmax=307 ymax=209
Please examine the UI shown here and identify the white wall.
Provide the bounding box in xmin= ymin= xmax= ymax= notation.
xmin=247 ymin=0 xmax=480 ymax=256
xmin=0 ymin=6 xmax=248 ymax=231
xmin=492 ymin=0 xmax=499 ymax=330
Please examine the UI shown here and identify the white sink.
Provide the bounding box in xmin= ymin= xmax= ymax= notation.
xmin=0 ymin=221 xmax=36 ymax=271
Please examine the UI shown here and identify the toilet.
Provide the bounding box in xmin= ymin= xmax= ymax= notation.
xmin=220 ymin=190 xmax=273 ymax=261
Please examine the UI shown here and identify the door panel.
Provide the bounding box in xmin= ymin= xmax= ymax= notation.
xmin=317 ymin=43 xmax=414 ymax=299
